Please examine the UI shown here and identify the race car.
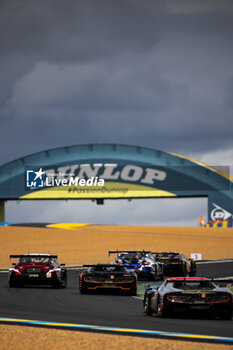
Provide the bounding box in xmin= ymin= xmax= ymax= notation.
xmin=109 ymin=250 xmax=164 ymax=281
xmin=143 ymin=277 xmax=233 ymax=320
xmin=8 ymin=254 xmax=67 ymax=288
xmin=153 ymin=252 xmax=196 ymax=276
xmin=79 ymin=263 xmax=137 ymax=295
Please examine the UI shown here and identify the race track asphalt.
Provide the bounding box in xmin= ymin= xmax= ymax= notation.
xmin=0 ymin=262 xmax=232 ymax=340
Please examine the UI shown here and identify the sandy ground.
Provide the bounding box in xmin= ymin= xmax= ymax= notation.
xmin=0 ymin=224 xmax=233 ymax=349
xmin=0 ymin=325 xmax=232 ymax=350
xmin=0 ymin=225 xmax=233 ymax=268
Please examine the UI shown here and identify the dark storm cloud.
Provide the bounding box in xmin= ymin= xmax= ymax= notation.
xmin=0 ymin=0 xmax=159 ymax=110
xmin=1 ymin=0 xmax=233 ymax=165
xmin=0 ymin=0 xmax=161 ymax=59
xmin=226 ymin=76 xmax=233 ymax=109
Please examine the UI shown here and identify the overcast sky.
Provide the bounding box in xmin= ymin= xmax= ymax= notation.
xmin=1 ymin=0 xmax=233 ymax=225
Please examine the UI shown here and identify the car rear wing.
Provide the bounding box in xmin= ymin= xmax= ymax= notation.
xmin=9 ymin=254 xmax=58 ymax=259
xmin=165 ymin=277 xmax=233 ymax=285
xmin=153 ymin=252 xmax=179 ymax=256
xmin=212 ymin=278 xmax=233 ymax=286
xmin=108 ymin=250 xmax=153 ymax=256
xmin=83 ymin=264 xmax=116 ymax=268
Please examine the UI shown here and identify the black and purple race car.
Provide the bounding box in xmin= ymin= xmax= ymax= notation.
xmin=79 ymin=263 xmax=137 ymax=295
xmin=143 ymin=277 xmax=233 ymax=320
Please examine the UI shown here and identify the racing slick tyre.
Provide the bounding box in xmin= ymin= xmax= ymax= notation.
xmin=189 ymin=270 xmax=196 ymax=277
xmin=156 ymin=271 xmax=164 ymax=281
xmin=53 ymin=280 xmax=62 ymax=289
xmin=151 ymin=266 xmax=157 ymax=281
xmin=181 ymin=264 xmax=187 ymax=277
xmin=61 ymin=278 xmax=67 ymax=288
xmin=130 ymin=285 xmax=137 ymax=296
xmin=9 ymin=280 xmax=20 ymax=288
xmin=160 ymin=273 xmax=164 ymax=280
xmin=189 ymin=261 xmax=197 ymax=277
xmin=61 ymin=273 xmax=67 ymax=288
xmin=144 ymin=294 xmax=153 ymax=315
xmin=80 ymin=284 xmax=88 ymax=294
xmin=157 ymin=300 xmax=167 ymax=318
xmin=220 ymin=309 xmax=232 ymax=320
xmin=147 ymin=273 xmax=156 ymax=281
xmin=151 ymin=271 xmax=161 ymax=281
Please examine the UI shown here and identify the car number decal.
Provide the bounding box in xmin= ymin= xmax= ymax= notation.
xmin=29 ymin=274 xmax=39 ymax=278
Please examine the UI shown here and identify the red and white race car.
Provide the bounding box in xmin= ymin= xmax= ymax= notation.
xmin=8 ymin=254 xmax=67 ymax=288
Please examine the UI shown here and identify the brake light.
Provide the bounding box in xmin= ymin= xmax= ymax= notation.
xmin=171 ymin=260 xmax=181 ymax=264
xmin=142 ymin=262 xmax=150 ymax=265
xmin=114 ymin=260 xmax=121 ymax=264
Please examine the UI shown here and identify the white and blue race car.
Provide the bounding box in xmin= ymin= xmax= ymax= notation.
xmin=109 ymin=250 xmax=164 ymax=281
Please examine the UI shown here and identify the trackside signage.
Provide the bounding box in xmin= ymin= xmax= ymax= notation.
xmin=210 ymin=203 xmax=233 ymax=221
xmin=0 ymin=144 xmax=232 ymax=222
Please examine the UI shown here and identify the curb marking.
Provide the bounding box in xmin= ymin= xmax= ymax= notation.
xmin=47 ymin=223 xmax=89 ymax=230
xmin=0 ymin=317 xmax=233 ymax=344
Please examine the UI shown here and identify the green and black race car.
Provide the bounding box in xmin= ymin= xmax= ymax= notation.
xmin=153 ymin=252 xmax=196 ymax=277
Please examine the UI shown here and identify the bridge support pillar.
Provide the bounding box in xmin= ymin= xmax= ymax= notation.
xmin=0 ymin=200 xmax=5 ymax=222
